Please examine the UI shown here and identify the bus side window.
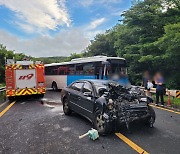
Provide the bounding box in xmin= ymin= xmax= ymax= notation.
xmin=95 ymin=62 xmax=104 ymax=79
xmin=83 ymin=63 xmax=95 ymax=75
xmin=45 ymin=67 xmax=50 ymax=75
xmin=52 ymin=69 xmax=58 ymax=75
xmin=76 ymin=64 xmax=84 ymax=75
xmin=57 ymin=65 xmax=68 ymax=75
xmin=68 ymin=65 xmax=76 ymax=75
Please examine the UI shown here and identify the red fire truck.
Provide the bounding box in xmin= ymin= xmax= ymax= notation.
xmin=5 ymin=59 xmax=46 ymax=100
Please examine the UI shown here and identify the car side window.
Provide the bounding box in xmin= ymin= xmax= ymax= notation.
xmin=70 ymin=82 xmax=84 ymax=92
xmin=82 ymin=83 xmax=93 ymax=94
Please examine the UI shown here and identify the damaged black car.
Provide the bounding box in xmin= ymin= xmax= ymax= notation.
xmin=61 ymin=79 xmax=155 ymax=135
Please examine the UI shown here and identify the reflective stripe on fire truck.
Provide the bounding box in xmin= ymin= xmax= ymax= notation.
xmin=16 ymin=88 xmax=38 ymax=96
xmin=6 ymin=64 xmax=44 ymax=70
xmin=5 ymin=64 xmax=23 ymax=70
xmin=15 ymin=88 xmax=46 ymax=96
xmin=35 ymin=64 xmax=44 ymax=69
xmin=29 ymin=64 xmax=44 ymax=69
xmin=29 ymin=64 xmax=35 ymax=69
xmin=6 ymin=88 xmax=46 ymax=97
xmin=6 ymin=90 xmax=16 ymax=97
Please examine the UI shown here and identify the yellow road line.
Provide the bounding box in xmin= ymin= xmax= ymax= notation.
xmin=0 ymin=101 xmax=8 ymax=108
xmin=149 ymin=104 xmax=180 ymax=115
xmin=0 ymin=101 xmax=15 ymax=117
xmin=115 ymin=133 xmax=149 ymax=154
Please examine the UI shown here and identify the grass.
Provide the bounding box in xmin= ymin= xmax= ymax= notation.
xmin=0 ymin=91 xmax=5 ymax=101
xmin=0 ymin=83 xmax=5 ymax=101
xmin=0 ymin=83 xmax=5 ymax=88
xmin=152 ymin=94 xmax=180 ymax=109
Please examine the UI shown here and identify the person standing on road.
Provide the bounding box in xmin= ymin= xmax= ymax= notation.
xmin=155 ymin=72 xmax=165 ymax=106
xmin=147 ymin=79 xmax=153 ymax=97
xmin=142 ymin=71 xmax=150 ymax=96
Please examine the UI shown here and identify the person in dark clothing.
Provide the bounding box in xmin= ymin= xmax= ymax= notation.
xmin=152 ymin=80 xmax=156 ymax=88
xmin=155 ymin=72 xmax=165 ymax=106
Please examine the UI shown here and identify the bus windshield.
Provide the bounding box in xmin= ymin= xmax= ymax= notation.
xmin=107 ymin=59 xmax=128 ymax=77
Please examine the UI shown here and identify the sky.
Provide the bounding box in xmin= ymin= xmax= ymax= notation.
xmin=0 ymin=0 xmax=131 ymax=57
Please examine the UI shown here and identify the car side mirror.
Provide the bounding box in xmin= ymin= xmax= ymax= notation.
xmin=83 ymin=92 xmax=93 ymax=97
xmin=98 ymin=88 xmax=107 ymax=96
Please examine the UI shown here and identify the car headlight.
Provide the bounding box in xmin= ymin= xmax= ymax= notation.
xmin=108 ymin=99 xmax=113 ymax=110
xmin=140 ymin=97 xmax=147 ymax=102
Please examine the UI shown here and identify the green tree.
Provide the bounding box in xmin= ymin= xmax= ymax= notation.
xmin=155 ymin=23 xmax=180 ymax=88
xmin=0 ymin=44 xmax=14 ymax=83
xmin=85 ymin=0 xmax=180 ymax=88
xmin=86 ymin=29 xmax=117 ymax=57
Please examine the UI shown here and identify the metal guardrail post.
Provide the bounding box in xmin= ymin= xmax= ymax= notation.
xmin=0 ymin=87 xmax=6 ymax=92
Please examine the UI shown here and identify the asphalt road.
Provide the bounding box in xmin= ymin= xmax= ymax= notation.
xmin=0 ymin=90 xmax=180 ymax=154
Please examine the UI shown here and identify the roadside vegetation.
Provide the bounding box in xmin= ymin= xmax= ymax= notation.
xmin=0 ymin=91 xmax=5 ymax=101
xmin=65 ymin=0 xmax=180 ymax=89
xmin=83 ymin=0 xmax=180 ymax=89
xmin=152 ymin=94 xmax=180 ymax=109
xmin=0 ymin=83 xmax=5 ymax=88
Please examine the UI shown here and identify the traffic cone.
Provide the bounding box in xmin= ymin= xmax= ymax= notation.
xmin=168 ymin=91 xmax=171 ymax=106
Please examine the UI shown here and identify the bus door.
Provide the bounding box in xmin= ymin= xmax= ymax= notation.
xmin=95 ymin=62 xmax=104 ymax=80
xmin=103 ymin=61 xmax=111 ymax=80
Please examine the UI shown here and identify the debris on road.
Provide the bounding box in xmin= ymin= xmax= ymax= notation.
xmin=79 ymin=129 xmax=99 ymax=140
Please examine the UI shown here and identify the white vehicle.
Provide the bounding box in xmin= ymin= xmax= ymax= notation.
xmin=45 ymin=56 xmax=129 ymax=90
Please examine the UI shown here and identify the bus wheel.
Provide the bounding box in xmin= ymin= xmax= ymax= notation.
xmin=52 ymin=82 xmax=58 ymax=91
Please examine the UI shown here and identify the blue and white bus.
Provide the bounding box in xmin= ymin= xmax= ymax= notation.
xmin=45 ymin=56 xmax=130 ymax=90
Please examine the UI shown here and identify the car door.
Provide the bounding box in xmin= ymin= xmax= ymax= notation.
xmin=80 ymin=82 xmax=95 ymax=119
xmin=67 ymin=82 xmax=84 ymax=112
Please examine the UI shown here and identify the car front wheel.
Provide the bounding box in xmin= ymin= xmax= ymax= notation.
xmin=63 ymin=98 xmax=72 ymax=115
xmin=145 ymin=106 xmax=156 ymax=128
xmin=94 ymin=110 xmax=112 ymax=135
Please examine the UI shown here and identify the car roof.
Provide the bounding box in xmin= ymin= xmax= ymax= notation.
xmin=77 ymin=79 xmax=112 ymax=85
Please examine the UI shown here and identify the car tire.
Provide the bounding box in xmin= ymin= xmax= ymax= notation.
xmin=52 ymin=82 xmax=58 ymax=91
xmin=94 ymin=110 xmax=112 ymax=135
xmin=145 ymin=106 xmax=156 ymax=128
xmin=63 ymin=98 xmax=72 ymax=115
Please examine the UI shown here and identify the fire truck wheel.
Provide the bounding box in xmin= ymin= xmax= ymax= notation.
xmin=52 ymin=82 xmax=58 ymax=91
xmin=8 ymin=96 xmax=15 ymax=102
xmin=38 ymin=94 xmax=44 ymax=98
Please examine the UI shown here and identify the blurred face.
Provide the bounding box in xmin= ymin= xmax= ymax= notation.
xmin=156 ymin=72 xmax=162 ymax=79
xmin=144 ymin=71 xmax=149 ymax=77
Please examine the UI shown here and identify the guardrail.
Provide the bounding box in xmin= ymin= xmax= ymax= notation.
xmin=139 ymin=87 xmax=179 ymax=98
xmin=139 ymin=86 xmax=180 ymax=106
xmin=0 ymin=87 xmax=6 ymax=92
xmin=0 ymin=87 xmax=6 ymax=101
